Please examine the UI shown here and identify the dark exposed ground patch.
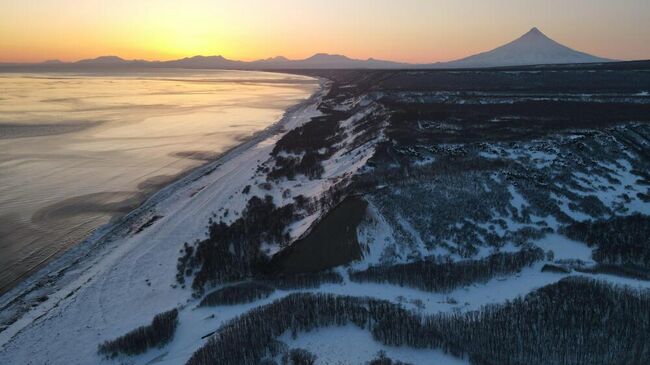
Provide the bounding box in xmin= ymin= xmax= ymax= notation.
xmin=269 ymin=197 xmax=368 ymax=274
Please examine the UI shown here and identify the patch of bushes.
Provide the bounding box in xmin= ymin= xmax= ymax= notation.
xmin=562 ymin=214 xmax=650 ymax=269
xmin=384 ymin=99 xmax=650 ymax=145
xmin=268 ymin=152 xmax=325 ymax=180
xmin=272 ymin=115 xmax=342 ymax=156
xmin=185 ymin=293 xmax=434 ymax=365
xmin=349 ymin=248 xmax=544 ymax=293
xmin=367 ymin=351 xmax=412 ymax=365
xmin=573 ymin=263 xmax=650 ymax=281
xmin=262 ymin=271 xmax=344 ymax=290
xmin=186 ymin=277 xmax=650 ymax=365
xmin=98 ymin=308 xmax=178 ymax=357
xmin=541 ymin=263 xmax=571 ymax=274
xmin=177 ymin=195 xmax=296 ymax=295
xmin=434 ymin=277 xmax=650 ymax=365
xmin=268 ymin=113 xmax=344 ymax=181
xmin=197 ymin=272 xmax=345 ymax=307
xmin=199 ymin=282 xmax=275 ymax=307
xmin=282 ymin=348 xmax=317 ymax=365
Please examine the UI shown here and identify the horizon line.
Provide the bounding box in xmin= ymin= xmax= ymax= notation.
xmin=0 ymin=27 xmax=630 ymax=65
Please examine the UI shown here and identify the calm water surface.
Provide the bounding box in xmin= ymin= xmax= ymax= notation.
xmin=0 ymin=70 xmax=318 ymax=293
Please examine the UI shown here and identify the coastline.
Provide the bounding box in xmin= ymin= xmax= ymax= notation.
xmin=0 ymin=75 xmax=327 ymax=340
xmin=0 ymin=69 xmax=320 ymax=296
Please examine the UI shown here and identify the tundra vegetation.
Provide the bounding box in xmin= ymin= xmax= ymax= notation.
xmin=349 ymin=248 xmax=544 ymax=292
xmin=185 ymin=278 xmax=650 ymax=365
xmin=167 ymin=66 xmax=650 ymax=364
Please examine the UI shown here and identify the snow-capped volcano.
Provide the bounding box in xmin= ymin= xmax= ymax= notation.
xmin=442 ymin=27 xmax=611 ymax=68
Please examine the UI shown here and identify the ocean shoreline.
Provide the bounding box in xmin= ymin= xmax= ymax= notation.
xmin=0 ymin=69 xmax=321 ymax=295
xmin=0 ymin=74 xmax=326 ymax=339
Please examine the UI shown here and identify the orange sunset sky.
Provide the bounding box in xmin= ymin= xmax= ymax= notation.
xmin=1 ymin=0 xmax=649 ymax=63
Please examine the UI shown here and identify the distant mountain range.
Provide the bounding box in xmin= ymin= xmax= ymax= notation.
xmin=59 ymin=53 xmax=409 ymax=70
xmin=1 ymin=28 xmax=617 ymax=70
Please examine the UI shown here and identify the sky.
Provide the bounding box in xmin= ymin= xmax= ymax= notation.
xmin=1 ymin=0 xmax=649 ymax=63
